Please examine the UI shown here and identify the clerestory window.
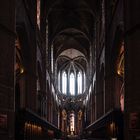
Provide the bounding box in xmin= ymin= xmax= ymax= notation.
xmin=77 ymin=72 xmax=82 ymax=94
xmin=62 ymin=71 xmax=67 ymax=94
xmin=70 ymin=73 xmax=75 ymax=95
xmin=60 ymin=70 xmax=85 ymax=95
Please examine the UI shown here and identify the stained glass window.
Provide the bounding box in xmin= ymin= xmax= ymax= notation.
xmin=62 ymin=71 xmax=67 ymax=94
xmin=78 ymin=72 xmax=82 ymax=94
xmin=70 ymin=73 xmax=75 ymax=95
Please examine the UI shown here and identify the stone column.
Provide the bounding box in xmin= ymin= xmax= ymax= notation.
xmin=47 ymin=88 xmax=50 ymax=121
xmin=67 ymin=73 xmax=70 ymax=95
xmin=123 ymin=1 xmax=140 ymax=139
xmin=0 ymin=1 xmax=15 ymax=140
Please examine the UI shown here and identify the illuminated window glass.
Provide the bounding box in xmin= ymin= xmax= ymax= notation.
xmin=78 ymin=72 xmax=82 ymax=94
xmin=70 ymin=73 xmax=75 ymax=95
xmin=84 ymin=72 xmax=86 ymax=92
xmin=62 ymin=71 xmax=67 ymax=94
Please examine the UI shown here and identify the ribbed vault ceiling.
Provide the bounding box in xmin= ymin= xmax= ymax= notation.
xmin=44 ymin=0 xmax=99 ymax=109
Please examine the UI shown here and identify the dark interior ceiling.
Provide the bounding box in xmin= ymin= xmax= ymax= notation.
xmin=46 ymin=0 xmax=100 ymax=56
xmin=44 ymin=0 xmax=100 ymax=108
